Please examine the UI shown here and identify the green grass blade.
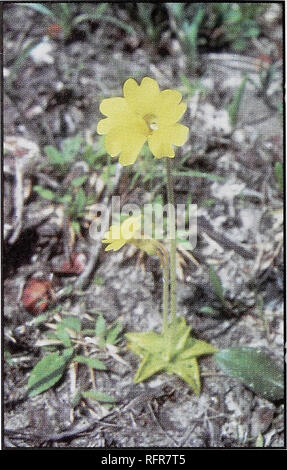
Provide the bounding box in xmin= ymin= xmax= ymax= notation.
xmin=173 ymin=170 xmax=224 ymax=182
xmin=228 ymin=75 xmax=248 ymax=127
xmin=19 ymin=3 xmax=57 ymax=19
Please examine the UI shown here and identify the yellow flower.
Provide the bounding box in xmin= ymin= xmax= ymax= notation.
xmin=97 ymin=77 xmax=189 ymax=166
xmin=102 ymin=216 xmax=142 ymax=252
xmin=102 ymin=215 xmax=160 ymax=257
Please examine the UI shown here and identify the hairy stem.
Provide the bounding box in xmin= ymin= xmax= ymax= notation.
xmin=165 ymin=157 xmax=177 ymax=322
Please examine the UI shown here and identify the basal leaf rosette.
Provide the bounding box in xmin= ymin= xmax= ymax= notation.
xmin=97 ymin=77 xmax=189 ymax=166
xmin=126 ymin=316 xmax=217 ymax=395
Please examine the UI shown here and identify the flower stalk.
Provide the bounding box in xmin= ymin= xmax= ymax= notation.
xmin=153 ymin=239 xmax=169 ymax=335
xmin=165 ymin=157 xmax=177 ymax=323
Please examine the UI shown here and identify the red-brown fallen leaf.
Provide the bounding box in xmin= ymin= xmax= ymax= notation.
xmin=22 ymin=278 xmax=53 ymax=314
xmin=46 ymin=24 xmax=63 ymax=39
xmin=51 ymin=252 xmax=87 ymax=275
xmin=257 ymin=54 xmax=273 ymax=64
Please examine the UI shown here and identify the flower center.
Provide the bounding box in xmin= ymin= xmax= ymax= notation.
xmin=143 ymin=113 xmax=158 ymax=133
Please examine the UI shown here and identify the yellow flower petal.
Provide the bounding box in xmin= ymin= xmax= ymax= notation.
xmin=118 ymin=139 xmax=146 ymax=166
xmin=148 ymin=135 xmax=175 ymax=158
xmin=97 ymin=118 xmax=112 ymax=135
xmin=103 ymin=225 xmax=121 ymax=241
xmin=159 ymin=89 xmax=183 ymax=105
xmin=123 ymin=77 xmax=160 ymax=117
xmin=105 ymin=125 xmax=147 ymax=165
xmin=105 ymin=127 xmax=124 ymax=157
xmin=147 ymin=124 xmax=189 ymax=159
xmin=118 ymin=130 xmax=147 ymax=165
xmin=104 ymin=239 xmax=126 ymax=251
xmin=155 ymin=90 xmax=187 ymax=125
xmin=99 ymin=97 xmax=130 ymax=117
xmin=121 ymin=216 xmax=141 ymax=239
xmin=168 ymin=123 xmax=189 ymax=145
xmin=98 ymin=98 xmax=139 ymax=137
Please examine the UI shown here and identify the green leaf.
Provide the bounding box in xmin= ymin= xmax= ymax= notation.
xmin=62 ymin=348 xmax=74 ymax=361
xmin=73 ymin=188 xmax=86 ymax=213
xmin=73 ymin=355 xmax=106 ymax=370
xmin=31 ymin=313 xmax=50 ymax=325
xmin=209 ymin=265 xmax=225 ymax=302
xmin=93 ymin=275 xmax=105 ymax=286
xmin=58 ymin=194 xmax=72 ymax=204
xmin=73 ymin=4 xmax=109 ymax=25
xmin=274 ymin=162 xmax=283 ymax=193
xmin=228 ymin=75 xmax=248 ymax=126
xmin=106 ymin=322 xmax=122 ymax=345
xmin=33 ymin=185 xmax=56 ymax=201
xmin=28 ymin=352 xmax=68 ymax=397
xmin=57 ymin=2 xmax=71 ymax=19
xmin=167 ymin=358 xmax=201 ymax=395
xmin=71 ymin=175 xmax=88 ymax=187
xmin=199 ymin=306 xmax=218 ymax=316
xmin=99 ymin=15 xmax=136 ymax=35
xmin=81 ymin=390 xmax=116 ymax=403
xmin=202 ymin=199 xmax=216 ymax=207
xmin=19 ymin=3 xmax=57 ymax=18
xmin=71 ymin=390 xmax=82 ymax=407
xmin=55 ymin=323 xmax=72 ymax=347
xmin=245 ymin=26 xmax=260 ymax=38
xmin=61 ymin=316 xmax=81 ymax=333
xmin=173 ymin=170 xmax=224 ymax=182
xmin=255 ymin=433 xmax=264 ymax=447
xmin=71 ymin=221 xmax=81 ymax=233
xmin=134 ymin=352 xmax=166 ymax=384
xmin=215 ymin=347 xmax=284 ymax=401
xmin=95 ymin=314 xmax=106 ymax=338
xmin=83 ymin=144 xmax=100 ymax=166
xmin=6 ymin=38 xmax=40 ymax=87
xmin=62 ymin=135 xmax=83 ymax=162
xmin=44 ymin=146 xmax=64 ymax=165
xmin=81 ymin=329 xmax=97 ymax=335
xmin=232 ymin=38 xmax=247 ymax=51
xmin=167 ymin=2 xmax=185 ymax=19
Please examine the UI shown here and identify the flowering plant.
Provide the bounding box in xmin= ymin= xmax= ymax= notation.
xmin=98 ymin=77 xmax=216 ymax=394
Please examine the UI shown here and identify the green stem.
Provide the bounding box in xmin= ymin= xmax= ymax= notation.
xmin=165 ymin=157 xmax=177 ymax=322
xmin=150 ymin=239 xmax=169 ymax=335
xmin=161 ymin=250 xmax=169 ymax=335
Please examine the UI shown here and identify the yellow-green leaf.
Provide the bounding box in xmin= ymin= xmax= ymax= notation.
xmin=134 ymin=353 xmax=166 ymax=384
xmin=179 ymin=338 xmax=217 ymax=360
xmin=166 ymin=316 xmax=191 ymax=358
xmin=167 ymin=358 xmax=200 ymax=395
xmin=125 ymin=331 xmax=165 ymax=355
